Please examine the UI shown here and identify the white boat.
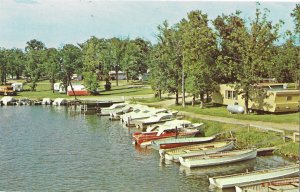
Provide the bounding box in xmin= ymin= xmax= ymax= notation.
xmin=135 ymin=112 xmax=177 ymax=129
xmin=109 ymin=104 xmax=135 ymax=120
xmin=1 ymin=96 xmax=16 ymax=105
xmin=99 ymin=103 xmax=127 ymax=116
xmin=151 ymin=135 xmax=216 ymax=150
xmin=179 ymin=148 xmax=257 ymax=168
xmin=146 ymin=119 xmax=203 ymax=133
xmin=209 ymin=164 xmax=299 ymax=189
xmin=53 ymin=98 xmax=67 ymax=106
xmin=42 ymin=98 xmax=52 ymax=105
xmin=235 ymin=177 xmax=299 ymax=192
xmin=160 ymin=141 xmax=235 ymax=162
xmin=122 ymin=108 xmax=169 ymax=127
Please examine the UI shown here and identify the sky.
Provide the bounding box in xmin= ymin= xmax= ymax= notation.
xmin=0 ymin=0 xmax=298 ymax=49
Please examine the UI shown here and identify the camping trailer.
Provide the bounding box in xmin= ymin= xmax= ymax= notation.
xmin=11 ymin=83 xmax=23 ymax=92
xmin=212 ymin=83 xmax=299 ymax=113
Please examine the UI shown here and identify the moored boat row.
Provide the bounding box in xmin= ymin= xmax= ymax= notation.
xmin=108 ymin=103 xmax=299 ymax=191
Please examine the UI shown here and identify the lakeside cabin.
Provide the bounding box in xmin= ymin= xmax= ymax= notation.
xmin=212 ymin=83 xmax=299 ymax=113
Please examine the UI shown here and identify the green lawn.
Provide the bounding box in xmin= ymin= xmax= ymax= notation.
xmin=5 ymin=80 xmax=153 ymax=100
xmin=171 ymin=104 xmax=299 ymax=124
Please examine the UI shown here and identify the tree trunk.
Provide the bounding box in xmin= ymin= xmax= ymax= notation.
xmin=244 ymin=91 xmax=249 ymax=114
xmin=68 ymin=74 xmax=77 ymax=100
xmin=116 ymin=68 xmax=119 ymax=86
xmin=206 ymin=92 xmax=209 ymax=103
xmin=51 ymin=79 xmax=55 ymax=93
xmin=175 ymin=91 xmax=179 ymax=105
xmin=182 ymin=68 xmax=185 ymax=107
xmin=159 ymin=90 xmax=162 ymax=99
xmin=126 ymin=71 xmax=129 ymax=83
xmin=192 ymin=94 xmax=195 ymax=107
xmin=199 ymin=93 xmax=204 ymax=109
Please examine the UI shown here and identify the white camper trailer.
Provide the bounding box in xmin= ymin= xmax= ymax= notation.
xmin=11 ymin=83 xmax=23 ymax=92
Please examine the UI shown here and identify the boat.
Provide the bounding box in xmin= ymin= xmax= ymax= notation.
xmin=159 ymin=141 xmax=234 ymax=162
xmin=122 ymin=108 xmax=169 ymax=127
xmin=98 ymin=103 xmax=127 ymax=116
xmin=53 ymin=98 xmax=67 ymax=106
xmin=132 ymin=125 xmax=201 ymax=146
xmin=1 ymin=96 xmax=17 ymax=105
xmin=179 ymin=148 xmax=257 ymax=168
xmin=42 ymin=98 xmax=52 ymax=105
xmin=151 ymin=135 xmax=217 ymax=150
xmin=109 ymin=104 xmax=135 ymax=120
xmin=134 ymin=112 xmax=178 ymax=130
xmin=146 ymin=119 xmax=203 ymax=132
xmin=209 ymin=164 xmax=299 ymax=189
xmin=235 ymin=177 xmax=299 ymax=192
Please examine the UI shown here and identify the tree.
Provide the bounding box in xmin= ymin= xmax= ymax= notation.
xmin=44 ymin=48 xmax=61 ymax=93
xmin=25 ymin=39 xmax=46 ymax=91
xmin=180 ymin=11 xmax=218 ymax=108
xmin=214 ymin=6 xmax=282 ymax=114
xmin=121 ymin=38 xmax=151 ymax=81
xmin=60 ymin=44 xmax=82 ymax=97
xmin=0 ymin=48 xmax=8 ymax=85
xmin=150 ymin=21 xmax=183 ymax=104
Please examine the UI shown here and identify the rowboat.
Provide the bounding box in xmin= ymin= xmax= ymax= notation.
xmin=145 ymin=119 xmax=203 ymax=132
xmin=159 ymin=141 xmax=234 ymax=162
xmin=132 ymin=126 xmax=200 ymax=146
xmin=235 ymin=177 xmax=299 ymax=192
xmin=209 ymin=164 xmax=299 ymax=189
xmin=179 ymin=148 xmax=257 ymax=168
xmin=151 ymin=135 xmax=217 ymax=150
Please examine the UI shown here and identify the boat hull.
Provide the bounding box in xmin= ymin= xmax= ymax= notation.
xmin=235 ymin=177 xmax=299 ymax=192
xmin=179 ymin=149 xmax=257 ymax=168
xmin=162 ymin=141 xmax=234 ymax=162
xmin=209 ymin=164 xmax=299 ymax=189
xmin=133 ymin=131 xmax=198 ymax=146
xmin=151 ymin=136 xmax=216 ymax=150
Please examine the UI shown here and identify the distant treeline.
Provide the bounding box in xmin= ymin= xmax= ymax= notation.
xmin=0 ymin=4 xmax=299 ymax=113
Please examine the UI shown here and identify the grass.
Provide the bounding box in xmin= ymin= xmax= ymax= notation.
xmin=3 ymin=80 xmax=153 ymax=100
xmin=170 ymin=104 xmax=299 ymax=124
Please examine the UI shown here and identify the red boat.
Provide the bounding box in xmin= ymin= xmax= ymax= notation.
xmin=132 ymin=128 xmax=199 ymax=146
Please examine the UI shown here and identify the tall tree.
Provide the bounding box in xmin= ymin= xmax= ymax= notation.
xmin=25 ymin=39 xmax=46 ymax=91
xmin=44 ymin=48 xmax=61 ymax=93
xmin=60 ymin=44 xmax=82 ymax=96
xmin=180 ymin=11 xmax=218 ymax=108
xmin=0 ymin=48 xmax=8 ymax=85
xmin=214 ymin=6 xmax=282 ymax=114
xmin=150 ymin=21 xmax=183 ymax=104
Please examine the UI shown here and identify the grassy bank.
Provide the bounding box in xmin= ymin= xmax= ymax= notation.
xmin=186 ymin=117 xmax=299 ymax=159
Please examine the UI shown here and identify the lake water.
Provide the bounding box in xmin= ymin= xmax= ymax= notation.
xmin=0 ymin=106 xmax=294 ymax=191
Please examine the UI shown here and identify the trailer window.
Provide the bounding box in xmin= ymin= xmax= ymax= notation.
xmin=286 ymin=96 xmax=292 ymax=101
xmin=225 ymin=90 xmax=237 ymax=100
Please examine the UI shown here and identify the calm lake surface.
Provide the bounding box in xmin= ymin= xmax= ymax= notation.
xmin=0 ymin=106 xmax=294 ymax=191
